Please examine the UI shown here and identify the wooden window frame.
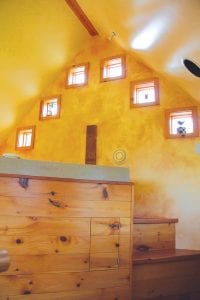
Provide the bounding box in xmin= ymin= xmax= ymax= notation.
xmin=100 ymin=55 xmax=126 ymax=82
xmin=39 ymin=95 xmax=61 ymax=120
xmin=165 ymin=106 xmax=199 ymax=139
xmin=15 ymin=126 xmax=36 ymax=150
xmin=130 ymin=78 xmax=159 ymax=108
xmin=66 ymin=63 xmax=89 ymax=88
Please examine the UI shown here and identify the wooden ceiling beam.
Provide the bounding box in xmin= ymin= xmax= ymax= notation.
xmin=65 ymin=0 xmax=98 ymax=36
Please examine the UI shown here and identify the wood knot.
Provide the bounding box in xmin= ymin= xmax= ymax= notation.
xmin=60 ymin=236 xmax=67 ymax=242
xmin=48 ymin=198 xmax=62 ymax=208
xmin=23 ymin=290 xmax=31 ymax=295
xmin=102 ymin=187 xmax=108 ymax=198
xmin=18 ymin=178 xmax=29 ymax=189
xmin=76 ymin=283 xmax=81 ymax=287
xmin=29 ymin=216 xmax=37 ymax=221
xmin=109 ymin=222 xmax=121 ymax=230
xmin=50 ymin=191 xmax=55 ymax=196
xmin=16 ymin=239 xmax=22 ymax=244
xmin=115 ymin=243 xmax=120 ymax=247
xmin=136 ymin=244 xmax=150 ymax=252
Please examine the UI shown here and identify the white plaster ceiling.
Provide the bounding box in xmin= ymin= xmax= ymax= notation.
xmin=79 ymin=0 xmax=200 ymax=99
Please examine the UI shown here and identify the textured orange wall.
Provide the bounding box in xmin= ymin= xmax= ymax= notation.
xmin=2 ymin=37 xmax=200 ymax=249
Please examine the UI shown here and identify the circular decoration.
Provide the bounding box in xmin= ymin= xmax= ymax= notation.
xmin=113 ymin=149 xmax=126 ymax=164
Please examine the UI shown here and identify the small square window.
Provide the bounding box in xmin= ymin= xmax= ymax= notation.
xmin=66 ymin=63 xmax=89 ymax=87
xmin=165 ymin=107 xmax=199 ymax=138
xmin=130 ymin=78 xmax=159 ymax=107
xmin=100 ymin=55 xmax=126 ymax=82
xmin=39 ymin=95 xmax=61 ymax=120
xmin=16 ymin=126 xmax=35 ymax=149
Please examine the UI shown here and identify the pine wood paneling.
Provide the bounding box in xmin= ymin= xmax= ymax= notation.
xmin=0 ymin=196 xmax=130 ymax=218
xmin=134 ymin=223 xmax=175 ymax=252
xmin=0 ymin=216 xmax=90 ymax=236
xmin=91 ymin=217 xmax=121 ymax=235
xmin=0 ymin=286 xmax=131 ymax=300
xmin=1 ymin=254 xmax=89 ymax=275
xmin=133 ymin=258 xmax=200 ymax=299
xmin=0 ymin=175 xmax=133 ymax=299
xmin=0 ymin=235 xmax=90 ymax=255
xmin=0 ymin=178 xmax=131 ymax=201
xmin=0 ymin=269 xmax=130 ymax=296
xmin=90 ymin=252 xmax=119 ymax=270
xmin=91 ymin=235 xmax=119 ymax=253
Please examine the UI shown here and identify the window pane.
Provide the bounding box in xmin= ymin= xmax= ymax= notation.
xmin=169 ymin=111 xmax=193 ymax=135
xmin=18 ymin=134 xmax=24 ymax=147
xmin=103 ymin=57 xmax=123 ymax=79
xmin=68 ymin=65 xmax=86 ymax=85
xmin=18 ymin=130 xmax=32 ymax=147
xmin=42 ymin=103 xmax=48 ymax=117
xmin=47 ymin=101 xmax=57 ymax=116
xmin=25 ymin=132 xmax=32 ymax=146
xmin=42 ymin=98 xmax=59 ymax=118
xmin=135 ymin=86 xmax=155 ymax=103
xmin=106 ymin=64 xmax=122 ymax=78
xmin=73 ymin=72 xmax=85 ymax=84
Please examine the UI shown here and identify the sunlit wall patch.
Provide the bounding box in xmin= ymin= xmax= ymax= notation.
xmin=183 ymin=59 xmax=200 ymax=77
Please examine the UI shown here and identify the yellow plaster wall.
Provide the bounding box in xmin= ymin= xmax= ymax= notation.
xmin=2 ymin=37 xmax=200 ymax=249
xmin=0 ymin=0 xmax=90 ymax=145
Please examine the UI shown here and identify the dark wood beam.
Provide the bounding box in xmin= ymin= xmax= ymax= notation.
xmin=65 ymin=0 xmax=98 ymax=36
xmin=85 ymin=125 xmax=97 ymax=164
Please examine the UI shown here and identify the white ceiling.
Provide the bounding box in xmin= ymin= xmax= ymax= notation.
xmin=79 ymin=0 xmax=200 ymax=99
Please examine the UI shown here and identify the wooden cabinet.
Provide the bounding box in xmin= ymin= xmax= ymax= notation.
xmin=0 ymin=176 xmax=133 ymax=299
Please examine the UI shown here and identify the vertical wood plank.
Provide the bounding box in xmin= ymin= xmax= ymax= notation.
xmin=85 ymin=125 xmax=97 ymax=165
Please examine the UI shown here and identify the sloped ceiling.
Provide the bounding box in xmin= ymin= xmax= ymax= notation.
xmin=0 ymin=0 xmax=199 ymax=146
xmin=0 ymin=0 xmax=90 ymax=145
xmin=79 ymin=0 xmax=200 ymax=98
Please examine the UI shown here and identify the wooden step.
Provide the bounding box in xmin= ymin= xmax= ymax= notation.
xmin=133 ymin=217 xmax=177 ymax=252
xmin=133 ymin=249 xmax=200 ymax=300
xmin=133 ymin=249 xmax=200 ymax=265
xmin=133 ymin=217 xmax=178 ymax=224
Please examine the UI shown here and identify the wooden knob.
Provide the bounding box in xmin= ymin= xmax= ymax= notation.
xmin=0 ymin=249 xmax=10 ymax=273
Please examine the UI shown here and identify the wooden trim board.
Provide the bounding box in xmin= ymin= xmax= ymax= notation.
xmin=65 ymin=0 xmax=98 ymax=36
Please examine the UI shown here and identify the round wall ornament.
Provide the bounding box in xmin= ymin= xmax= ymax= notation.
xmin=113 ymin=149 xmax=126 ymax=164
